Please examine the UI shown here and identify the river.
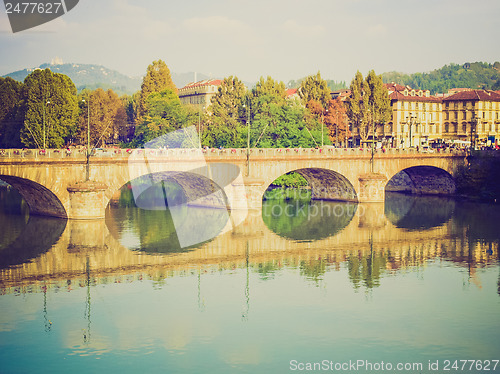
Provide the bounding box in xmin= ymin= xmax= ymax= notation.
xmin=0 ymin=185 xmax=499 ymax=373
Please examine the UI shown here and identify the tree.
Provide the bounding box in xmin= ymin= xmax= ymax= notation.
xmin=77 ymin=88 xmax=127 ymax=147
xmin=206 ymin=76 xmax=247 ymax=148
xmin=138 ymin=60 xmax=177 ymax=120
xmin=0 ymin=77 xmax=24 ymax=147
xmin=346 ymin=70 xmax=391 ymax=145
xmin=325 ymin=98 xmax=349 ymax=146
xmin=20 ymin=69 xmax=78 ymax=148
xmin=346 ymin=71 xmax=370 ymax=143
xmin=133 ymin=88 xmax=190 ymax=147
xmin=298 ymin=72 xmax=331 ymax=108
xmin=365 ymin=70 xmax=391 ymax=140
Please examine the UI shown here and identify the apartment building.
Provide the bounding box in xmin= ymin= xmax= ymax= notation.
xmin=441 ymin=89 xmax=500 ymax=144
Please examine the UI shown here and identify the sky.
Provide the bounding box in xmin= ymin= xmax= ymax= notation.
xmin=0 ymin=0 xmax=499 ymax=85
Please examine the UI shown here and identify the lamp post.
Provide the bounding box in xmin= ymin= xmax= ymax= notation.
xmin=198 ymin=105 xmax=204 ymax=148
xmin=242 ymin=99 xmax=251 ymax=176
xmin=42 ymin=99 xmax=50 ymax=149
xmin=406 ymin=113 xmax=418 ymax=148
xmin=82 ymin=98 xmax=91 ymax=181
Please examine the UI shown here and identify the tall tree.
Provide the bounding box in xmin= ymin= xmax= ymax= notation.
xmin=298 ymin=72 xmax=331 ymax=109
xmin=138 ymin=60 xmax=177 ymax=119
xmin=206 ymin=76 xmax=247 ymax=148
xmin=20 ymin=69 xmax=78 ymax=148
xmin=0 ymin=77 xmax=24 ymax=147
xmin=346 ymin=71 xmax=370 ymax=142
xmin=365 ymin=70 xmax=391 ymax=139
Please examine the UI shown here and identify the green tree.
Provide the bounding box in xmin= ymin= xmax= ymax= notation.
xmin=365 ymin=70 xmax=391 ymax=140
xmin=0 ymin=77 xmax=24 ymax=147
xmin=206 ymin=76 xmax=247 ymax=148
xmin=20 ymin=69 xmax=78 ymax=148
xmin=138 ymin=60 xmax=177 ymax=120
xmin=298 ymin=72 xmax=331 ymax=108
xmin=133 ymin=88 xmax=189 ymax=147
xmin=346 ymin=71 xmax=370 ymax=143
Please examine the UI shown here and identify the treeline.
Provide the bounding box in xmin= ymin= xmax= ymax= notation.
xmin=382 ymin=61 xmax=500 ymax=94
xmin=0 ymin=59 xmax=391 ymax=150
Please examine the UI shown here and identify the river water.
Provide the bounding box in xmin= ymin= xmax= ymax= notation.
xmin=0 ymin=186 xmax=499 ymax=373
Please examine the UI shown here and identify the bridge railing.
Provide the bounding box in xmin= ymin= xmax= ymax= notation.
xmin=0 ymin=147 xmax=468 ymax=160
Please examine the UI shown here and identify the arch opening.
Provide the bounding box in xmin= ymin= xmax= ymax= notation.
xmin=105 ymin=170 xmax=235 ymax=254
xmin=263 ymin=168 xmax=358 ymax=203
xmin=385 ymin=166 xmax=456 ymax=196
xmin=0 ymin=181 xmax=67 ymax=267
xmin=0 ymin=175 xmax=67 ymax=218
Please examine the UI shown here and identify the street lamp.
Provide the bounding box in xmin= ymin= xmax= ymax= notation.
xmin=43 ymin=99 xmax=50 ymax=149
xmin=242 ymin=100 xmax=251 ymax=176
xmin=321 ymin=108 xmax=328 ymax=147
xmin=198 ymin=105 xmax=205 ymax=148
xmin=82 ymin=98 xmax=91 ymax=181
xmin=405 ymin=113 xmax=418 ymax=148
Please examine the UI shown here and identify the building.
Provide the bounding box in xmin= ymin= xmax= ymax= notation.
xmin=384 ymin=83 xmax=443 ymax=148
xmin=441 ymin=89 xmax=500 ymax=146
xmin=178 ymin=79 xmax=222 ymax=109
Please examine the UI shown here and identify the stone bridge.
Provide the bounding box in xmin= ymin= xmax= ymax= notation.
xmin=0 ymin=147 xmax=466 ymax=219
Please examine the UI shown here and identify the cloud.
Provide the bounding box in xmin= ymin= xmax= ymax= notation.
xmin=183 ymin=16 xmax=251 ymax=36
xmin=281 ymin=19 xmax=326 ymax=38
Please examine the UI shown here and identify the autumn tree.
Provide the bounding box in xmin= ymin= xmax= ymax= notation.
xmin=206 ymin=76 xmax=247 ymax=148
xmin=77 ymin=88 xmax=127 ymax=148
xmin=325 ymin=98 xmax=349 ymax=146
xmin=20 ymin=69 xmax=78 ymax=148
xmin=0 ymin=77 xmax=24 ymax=147
xmin=138 ymin=60 xmax=177 ymax=120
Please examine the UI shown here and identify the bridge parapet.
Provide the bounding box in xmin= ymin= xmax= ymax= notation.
xmin=0 ymin=147 xmax=467 ymax=161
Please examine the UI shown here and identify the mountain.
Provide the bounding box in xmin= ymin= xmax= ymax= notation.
xmin=4 ymin=62 xmax=142 ymax=95
xmin=381 ymin=61 xmax=500 ymax=94
xmin=2 ymin=62 xmax=219 ymax=95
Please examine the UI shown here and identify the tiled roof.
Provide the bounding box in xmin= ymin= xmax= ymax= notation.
xmin=286 ymin=88 xmax=298 ymax=97
xmin=179 ymin=79 xmax=222 ymax=90
xmin=389 ymin=91 xmax=442 ymax=103
xmin=442 ymin=89 xmax=500 ymax=102
xmin=384 ymin=83 xmax=407 ymax=92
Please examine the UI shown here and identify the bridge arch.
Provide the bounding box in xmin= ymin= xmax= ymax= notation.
xmin=105 ymin=169 xmax=242 ymax=252
xmin=266 ymin=168 xmax=358 ymax=202
xmin=385 ymin=165 xmax=456 ymax=195
xmin=0 ymin=175 xmax=67 ymax=218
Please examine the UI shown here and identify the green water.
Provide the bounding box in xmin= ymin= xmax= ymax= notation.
xmin=0 ymin=187 xmax=499 ymax=373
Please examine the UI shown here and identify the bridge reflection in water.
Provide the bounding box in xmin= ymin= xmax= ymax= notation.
xmin=0 ymin=189 xmax=498 ymax=296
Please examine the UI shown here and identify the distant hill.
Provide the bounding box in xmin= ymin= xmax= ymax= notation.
xmin=4 ymin=62 xmax=142 ymax=95
xmin=2 ymin=62 xmax=219 ymax=95
xmin=382 ymin=61 xmax=500 ymax=94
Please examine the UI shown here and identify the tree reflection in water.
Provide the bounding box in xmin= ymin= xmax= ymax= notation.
xmin=262 ymin=199 xmax=357 ymax=241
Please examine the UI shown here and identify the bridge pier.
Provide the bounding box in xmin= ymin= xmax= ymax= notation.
xmin=67 ymin=181 xmax=109 ymax=220
xmin=358 ymin=173 xmax=387 ymax=203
